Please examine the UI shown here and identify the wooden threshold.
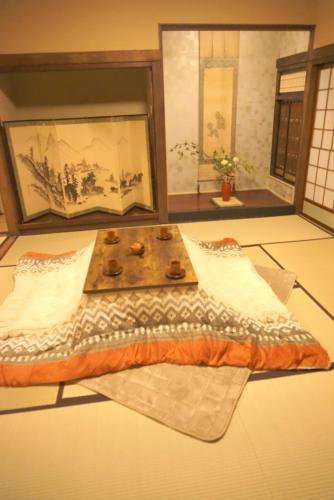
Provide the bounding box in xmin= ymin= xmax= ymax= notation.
xmin=18 ymin=209 xmax=160 ymax=234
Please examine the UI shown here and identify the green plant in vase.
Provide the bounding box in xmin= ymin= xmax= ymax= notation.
xmin=169 ymin=142 xmax=256 ymax=201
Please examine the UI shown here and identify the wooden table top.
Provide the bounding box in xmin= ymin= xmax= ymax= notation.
xmin=83 ymin=225 xmax=198 ymax=294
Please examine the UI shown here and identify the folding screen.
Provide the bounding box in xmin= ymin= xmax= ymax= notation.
xmin=5 ymin=115 xmax=154 ymax=221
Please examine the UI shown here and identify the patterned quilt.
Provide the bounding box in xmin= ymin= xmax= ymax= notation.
xmin=0 ymin=237 xmax=330 ymax=386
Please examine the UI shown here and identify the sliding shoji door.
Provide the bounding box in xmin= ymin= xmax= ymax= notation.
xmin=303 ymin=65 xmax=334 ymax=229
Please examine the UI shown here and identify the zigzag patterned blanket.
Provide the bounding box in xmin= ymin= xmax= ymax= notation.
xmin=0 ymin=236 xmax=330 ymax=386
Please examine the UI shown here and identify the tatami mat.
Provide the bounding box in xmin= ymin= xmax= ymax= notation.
xmin=1 ymin=372 xmax=334 ymax=500
xmin=287 ymin=288 xmax=334 ymax=359
xmin=0 ymin=384 xmax=58 ymax=412
xmin=263 ymin=238 xmax=334 ymax=316
xmin=243 ymin=246 xmax=281 ymax=268
xmin=0 ymin=217 xmax=330 ymax=268
xmin=62 ymin=382 xmax=97 ymax=398
xmin=238 ymin=370 xmax=334 ymax=500
xmin=179 ymin=214 xmax=331 ymax=245
xmin=0 ymin=215 xmax=333 ymax=500
xmin=0 ymin=267 xmax=14 ymax=305
xmin=0 ymin=401 xmax=283 ymax=500
xmin=0 ymin=229 xmax=97 ymax=266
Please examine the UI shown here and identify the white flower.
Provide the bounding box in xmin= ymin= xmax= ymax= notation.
xmin=233 ymin=156 xmax=240 ymax=163
xmin=221 ymin=159 xmax=228 ymax=165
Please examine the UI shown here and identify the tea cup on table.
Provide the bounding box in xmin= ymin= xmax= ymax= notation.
xmin=107 ymin=258 xmax=120 ymax=274
xmin=106 ymin=229 xmax=116 ymax=241
xmin=130 ymin=241 xmax=145 ymax=255
xmin=160 ymin=226 xmax=171 ymax=237
xmin=169 ymin=260 xmax=182 ymax=276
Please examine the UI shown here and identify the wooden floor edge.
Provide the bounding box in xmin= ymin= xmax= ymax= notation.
xmin=0 ymin=236 xmax=17 ymax=262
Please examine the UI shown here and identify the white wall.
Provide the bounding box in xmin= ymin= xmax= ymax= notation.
xmin=163 ymin=31 xmax=199 ymax=194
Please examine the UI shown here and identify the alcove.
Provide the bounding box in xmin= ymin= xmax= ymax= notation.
xmin=0 ymin=50 xmax=167 ymax=233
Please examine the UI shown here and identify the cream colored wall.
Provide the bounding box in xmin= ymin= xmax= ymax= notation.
xmin=163 ymin=31 xmax=199 ymax=194
xmin=267 ymin=176 xmax=295 ymax=203
xmin=314 ymin=0 xmax=334 ymax=47
xmin=278 ymin=31 xmax=310 ymax=57
xmin=235 ymin=31 xmax=279 ymax=189
xmin=0 ymin=0 xmax=316 ymax=53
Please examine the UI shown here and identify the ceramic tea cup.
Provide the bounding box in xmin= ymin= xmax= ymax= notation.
xmin=106 ymin=229 xmax=116 ymax=241
xmin=107 ymin=258 xmax=121 ymax=274
xmin=169 ymin=260 xmax=182 ymax=276
xmin=160 ymin=226 xmax=170 ymax=236
xmin=130 ymin=241 xmax=145 ymax=255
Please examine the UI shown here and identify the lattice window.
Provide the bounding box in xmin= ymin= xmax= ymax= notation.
xmin=271 ymin=71 xmax=305 ymax=185
xmin=274 ymin=100 xmax=303 ymax=183
xmin=305 ymin=66 xmax=334 ymax=212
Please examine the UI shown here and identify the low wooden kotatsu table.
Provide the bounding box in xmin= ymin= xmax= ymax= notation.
xmin=83 ymin=225 xmax=198 ymax=294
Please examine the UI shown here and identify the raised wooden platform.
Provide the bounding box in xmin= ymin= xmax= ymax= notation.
xmin=168 ymin=189 xmax=294 ymax=222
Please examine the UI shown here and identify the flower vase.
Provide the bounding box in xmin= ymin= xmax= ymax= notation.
xmin=221 ymin=180 xmax=231 ymax=202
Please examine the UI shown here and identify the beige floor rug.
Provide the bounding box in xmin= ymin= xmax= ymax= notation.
xmin=80 ymin=265 xmax=296 ymax=441
xmin=81 ymin=364 xmax=250 ymax=441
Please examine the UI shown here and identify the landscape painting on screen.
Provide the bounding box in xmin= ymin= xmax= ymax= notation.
xmin=5 ymin=115 xmax=154 ymax=221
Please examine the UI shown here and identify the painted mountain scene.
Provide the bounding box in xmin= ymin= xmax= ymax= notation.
xmin=5 ymin=116 xmax=153 ymax=221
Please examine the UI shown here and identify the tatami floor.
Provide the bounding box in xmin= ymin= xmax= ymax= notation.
xmin=0 ymin=215 xmax=333 ymax=500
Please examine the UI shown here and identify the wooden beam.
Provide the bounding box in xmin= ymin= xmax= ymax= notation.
xmin=0 ymin=124 xmax=20 ymax=234
xmin=294 ymin=61 xmax=318 ymax=212
xmin=160 ymin=24 xmax=315 ymax=32
xmin=151 ymin=60 xmax=168 ymax=223
xmin=0 ymin=50 xmax=161 ymax=72
xmin=276 ymin=51 xmax=309 ymax=71
xmin=311 ymin=43 xmax=334 ymax=66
